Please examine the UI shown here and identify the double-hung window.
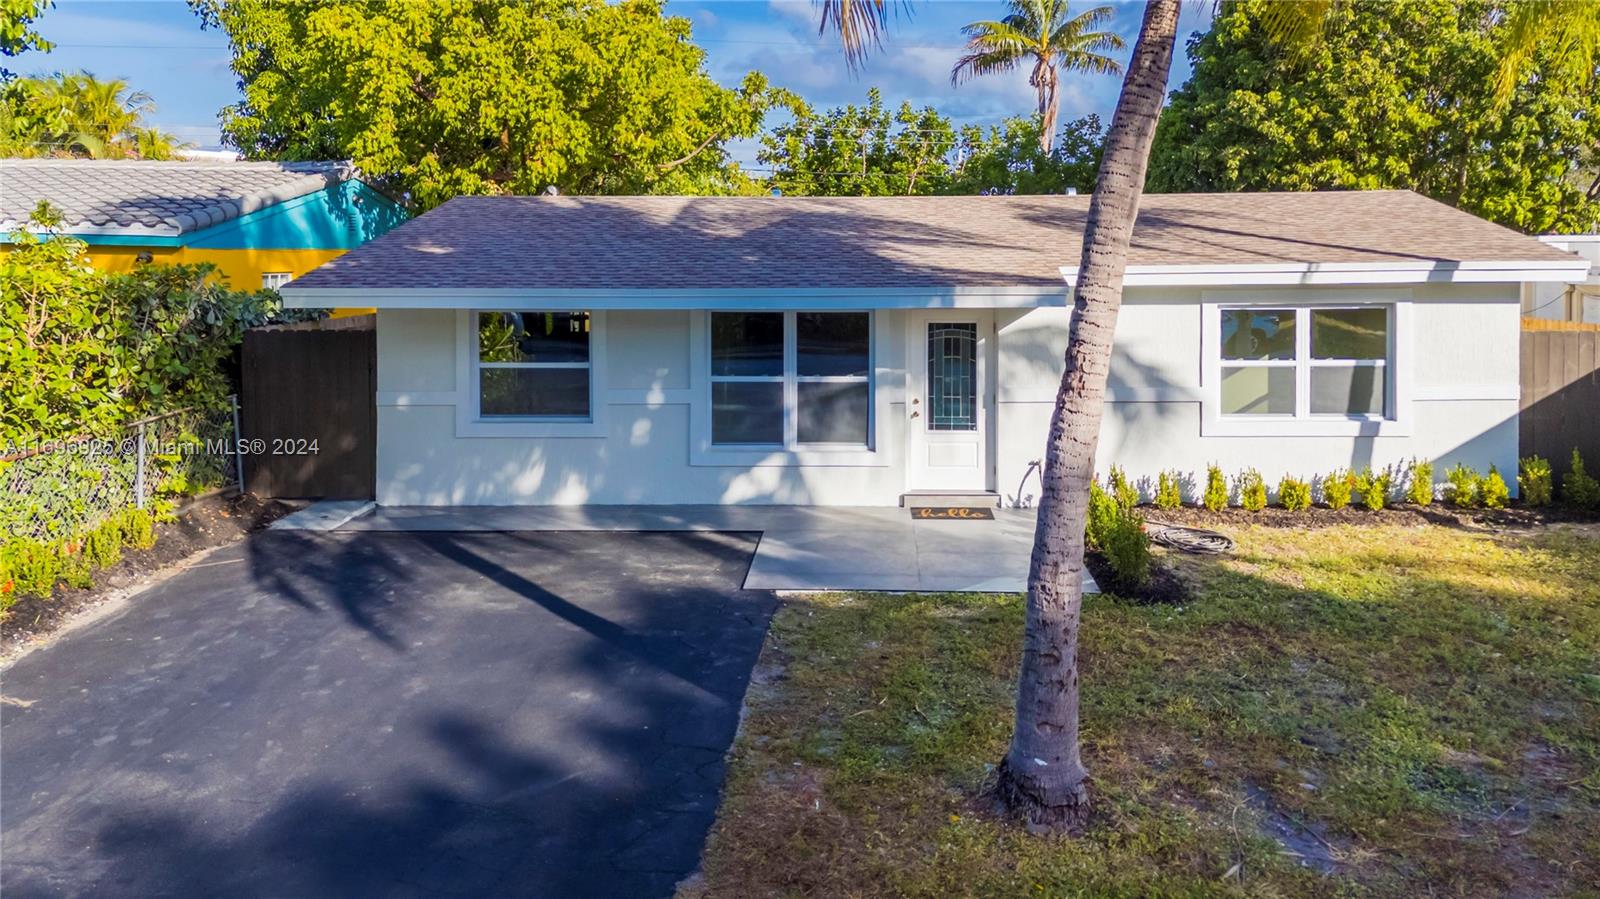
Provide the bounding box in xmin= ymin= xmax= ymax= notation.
xmin=709 ymin=311 xmax=872 ymax=448
xmin=1219 ymin=306 xmax=1390 ymax=419
xmin=475 ymin=311 xmax=592 ymax=419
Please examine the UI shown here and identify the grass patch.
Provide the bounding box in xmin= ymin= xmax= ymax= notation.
xmin=686 ymin=524 xmax=1600 ymax=897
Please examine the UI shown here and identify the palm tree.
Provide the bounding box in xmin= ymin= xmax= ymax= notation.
xmin=6 ymin=71 xmax=179 ymax=159
xmin=951 ymin=1 xmax=1123 ymax=153
xmin=820 ymin=0 xmax=1600 ymax=832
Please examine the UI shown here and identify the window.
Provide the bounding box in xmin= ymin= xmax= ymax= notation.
xmin=1219 ymin=305 xmax=1390 ymax=419
xmin=476 ymin=311 xmax=591 ymax=419
xmin=261 ymin=272 xmax=293 ymax=290
xmin=709 ymin=311 xmax=871 ymax=447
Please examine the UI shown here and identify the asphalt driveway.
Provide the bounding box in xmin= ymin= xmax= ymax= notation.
xmin=0 ymin=530 xmax=776 ymax=898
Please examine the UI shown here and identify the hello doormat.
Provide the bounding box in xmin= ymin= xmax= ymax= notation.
xmin=912 ymin=506 xmax=995 ymax=520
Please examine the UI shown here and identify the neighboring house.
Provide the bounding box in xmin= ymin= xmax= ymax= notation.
xmin=279 ymin=191 xmax=1587 ymax=507
xmin=0 ymin=159 xmax=407 ymax=303
xmin=1523 ymin=233 xmax=1600 ymax=324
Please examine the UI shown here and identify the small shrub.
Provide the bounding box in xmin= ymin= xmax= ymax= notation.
xmin=1479 ymin=465 xmax=1509 ymax=510
xmin=1323 ymin=469 xmax=1353 ymax=510
xmin=1564 ymin=448 xmax=1600 ymax=511
xmin=1099 ymin=511 xmax=1151 ymax=592
xmin=83 ymin=517 xmax=124 ymax=570
xmin=1352 ymin=467 xmax=1392 ymax=511
xmin=1086 ymin=481 xmax=1119 ymax=549
xmin=118 ymin=508 xmax=156 ymax=550
xmin=1518 ymin=456 xmax=1553 ymax=507
xmin=1446 ymin=463 xmax=1479 ymax=508
xmin=1154 ymin=470 xmax=1182 ymax=511
xmin=1202 ymin=464 xmax=1228 ymax=511
xmin=1406 ymin=459 xmax=1434 ymax=506
xmin=1107 ymin=465 xmax=1139 ymax=511
xmin=1 ymin=539 xmax=61 ymax=598
xmin=1237 ymin=469 xmax=1267 ymax=512
xmin=1278 ymin=476 xmax=1312 ymax=512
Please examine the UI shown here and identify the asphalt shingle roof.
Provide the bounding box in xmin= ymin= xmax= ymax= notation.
xmin=284 ymin=190 xmax=1576 ymax=292
xmin=0 ymin=159 xmax=355 ymax=237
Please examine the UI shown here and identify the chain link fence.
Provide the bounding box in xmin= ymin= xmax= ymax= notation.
xmin=0 ymin=398 xmax=243 ymax=544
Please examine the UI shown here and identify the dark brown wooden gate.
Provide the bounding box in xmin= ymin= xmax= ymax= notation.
xmin=1521 ymin=320 xmax=1600 ymax=476
xmin=241 ymin=327 xmax=376 ymax=499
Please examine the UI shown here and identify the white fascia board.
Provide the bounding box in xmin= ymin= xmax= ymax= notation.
xmin=1058 ymin=259 xmax=1591 ymax=287
xmin=277 ymin=285 xmax=1071 ymax=310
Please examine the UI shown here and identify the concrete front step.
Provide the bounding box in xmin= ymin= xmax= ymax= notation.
xmin=899 ymin=491 xmax=1003 ymax=509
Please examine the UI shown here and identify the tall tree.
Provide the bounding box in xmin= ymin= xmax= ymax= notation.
xmin=951 ymin=0 xmax=1123 ymax=153
xmin=1149 ymin=0 xmax=1600 ymax=233
xmin=0 ymin=0 xmax=52 ymax=80
xmin=758 ymin=88 xmax=957 ymax=196
xmin=2 ymin=71 xmax=185 ymax=159
xmin=950 ymin=113 xmax=1104 ymax=195
xmin=191 ymin=0 xmax=777 ymax=208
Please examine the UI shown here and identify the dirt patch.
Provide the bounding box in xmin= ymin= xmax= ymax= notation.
xmin=1084 ymin=551 xmax=1192 ymax=604
xmin=1143 ymin=503 xmax=1591 ymax=531
xmin=1 ymin=492 xmax=292 ymax=655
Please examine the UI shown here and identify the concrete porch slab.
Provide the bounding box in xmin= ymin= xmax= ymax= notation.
xmin=325 ymin=504 xmax=1099 ymax=594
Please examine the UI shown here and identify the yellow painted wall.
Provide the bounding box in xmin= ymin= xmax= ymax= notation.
xmin=82 ymin=245 xmax=373 ymax=317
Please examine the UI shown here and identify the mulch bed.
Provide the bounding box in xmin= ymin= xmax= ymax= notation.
xmin=1143 ymin=502 xmax=1590 ymax=532
xmin=1084 ymin=551 xmax=1192 ymax=605
xmin=1 ymin=492 xmax=293 ymax=654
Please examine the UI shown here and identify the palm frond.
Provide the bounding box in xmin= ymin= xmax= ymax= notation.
xmin=951 ymin=47 xmax=1028 ymax=85
xmin=1494 ymin=0 xmax=1600 ymax=107
xmin=1254 ymin=0 xmax=1338 ymax=55
xmin=816 ymin=0 xmax=905 ymax=70
xmin=952 ymin=19 xmax=1036 ymax=85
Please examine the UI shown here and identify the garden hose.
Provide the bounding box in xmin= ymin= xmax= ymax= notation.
xmin=1142 ymin=520 xmax=1235 ymax=554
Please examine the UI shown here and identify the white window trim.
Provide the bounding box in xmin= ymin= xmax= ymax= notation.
xmin=262 ymin=272 xmax=294 ymax=290
xmin=1200 ymin=290 xmax=1413 ymax=437
xmin=454 ymin=309 xmax=609 ymax=438
xmin=689 ymin=310 xmax=889 ymax=467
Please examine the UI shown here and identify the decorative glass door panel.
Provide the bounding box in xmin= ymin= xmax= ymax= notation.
xmin=927 ymin=323 xmax=978 ymax=432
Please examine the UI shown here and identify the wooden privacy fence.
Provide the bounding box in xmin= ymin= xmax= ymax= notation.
xmin=240 ymin=327 xmax=376 ymax=499
xmin=1521 ymin=320 xmax=1600 ymax=473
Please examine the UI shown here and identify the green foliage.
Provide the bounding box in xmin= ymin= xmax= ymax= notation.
xmin=1518 ymin=455 xmax=1553 ymax=507
xmin=0 ymin=537 xmax=57 ymax=600
xmin=81 ymin=515 xmax=123 ymax=569
xmin=1149 ymin=0 xmax=1600 ymax=233
xmin=2 ymin=204 xmax=304 ymax=444
xmin=1446 ymin=463 xmax=1480 ymax=508
xmin=0 ymin=507 xmax=159 ymax=608
xmin=0 ymin=0 xmax=53 ymax=79
xmin=1237 ymin=468 xmax=1267 ymax=512
xmin=1107 ymin=464 xmax=1139 ymax=511
xmin=0 ymin=70 xmax=186 ymax=158
xmin=1277 ymin=475 xmax=1312 ymax=512
xmin=1086 ymin=482 xmax=1149 ymax=593
xmin=1479 ymin=465 xmax=1510 ymax=510
xmin=117 ymin=507 xmax=155 ymax=550
xmin=1153 ymin=470 xmax=1182 ymax=510
xmin=196 ymin=0 xmax=779 ymax=208
xmin=1324 ymin=468 xmax=1354 ymax=510
xmin=1353 ymin=466 xmax=1393 ymax=512
xmin=1202 ymin=464 xmax=1228 ymax=511
xmin=1406 ymin=459 xmax=1435 ymax=506
xmin=759 ymin=87 xmax=1106 ymax=197
xmin=1564 ymin=448 xmax=1600 ymax=511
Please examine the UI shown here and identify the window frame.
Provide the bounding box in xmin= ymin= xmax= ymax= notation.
xmin=692 ymin=310 xmax=887 ymax=467
xmin=261 ymin=272 xmax=293 ymax=290
xmin=454 ymin=309 xmax=609 ymax=438
xmin=1200 ymin=293 xmax=1412 ymax=438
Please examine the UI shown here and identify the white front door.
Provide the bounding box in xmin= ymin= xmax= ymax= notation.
xmin=907 ymin=311 xmax=992 ymax=491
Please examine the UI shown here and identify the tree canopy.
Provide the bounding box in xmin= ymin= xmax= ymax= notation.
xmin=1 ymin=71 xmax=187 ymax=159
xmin=757 ymin=88 xmax=1103 ymax=197
xmin=0 ymin=0 xmax=52 ymax=80
xmin=1148 ymin=0 xmax=1600 ymax=233
xmin=193 ymin=0 xmax=779 ymax=209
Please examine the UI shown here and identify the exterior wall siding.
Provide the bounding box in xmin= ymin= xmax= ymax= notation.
xmin=376 ymin=284 xmax=1522 ymax=507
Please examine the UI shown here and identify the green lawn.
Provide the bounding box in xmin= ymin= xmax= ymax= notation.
xmin=684 ymin=523 xmax=1600 ymax=898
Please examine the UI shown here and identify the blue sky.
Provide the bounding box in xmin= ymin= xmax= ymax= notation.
xmin=19 ymin=0 xmax=1213 ymax=163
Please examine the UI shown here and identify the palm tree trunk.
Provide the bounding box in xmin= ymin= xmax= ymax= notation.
xmin=1033 ymin=58 xmax=1058 ymax=155
xmin=995 ymin=0 xmax=1181 ymax=833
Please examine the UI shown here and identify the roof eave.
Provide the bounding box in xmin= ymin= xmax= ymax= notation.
xmin=1059 ymin=259 xmax=1592 ymax=287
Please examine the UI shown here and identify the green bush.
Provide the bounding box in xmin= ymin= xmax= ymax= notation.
xmin=1406 ymin=459 xmax=1434 ymax=506
xmin=1107 ymin=464 xmax=1140 ymax=511
xmin=0 ymin=507 xmax=162 ymax=605
xmin=1238 ymin=468 xmax=1267 ymax=512
xmin=1352 ymin=467 xmax=1392 ymax=511
xmin=118 ymin=507 xmax=156 ymax=550
xmin=1446 ymin=463 xmax=1479 ymax=508
xmin=82 ymin=516 xmax=124 ymax=570
xmin=1479 ymin=465 xmax=1510 ymax=510
xmin=1323 ymin=469 xmax=1353 ymax=510
xmin=1086 ymin=482 xmax=1149 ymax=592
xmin=1518 ymin=456 xmax=1553 ymax=507
xmin=1278 ymin=476 xmax=1312 ymax=511
xmin=1154 ymin=470 xmax=1182 ymax=510
xmin=1202 ymin=464 xmax=1228 ymax=511
xmin=0 ymin=539 xmax=59 ymax=599
xmin=1564 ymin=448 xmax=1600 ymax=511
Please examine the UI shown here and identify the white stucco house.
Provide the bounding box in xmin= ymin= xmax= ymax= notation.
xmin=280 ymin=190 xmax=1587 ymax=508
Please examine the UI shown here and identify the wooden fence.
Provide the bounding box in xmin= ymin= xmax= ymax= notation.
xmin=240 ymin=328 xmax=376 ymax=499
xmin=1521 ymin=320 xmax=1600 ymax=473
